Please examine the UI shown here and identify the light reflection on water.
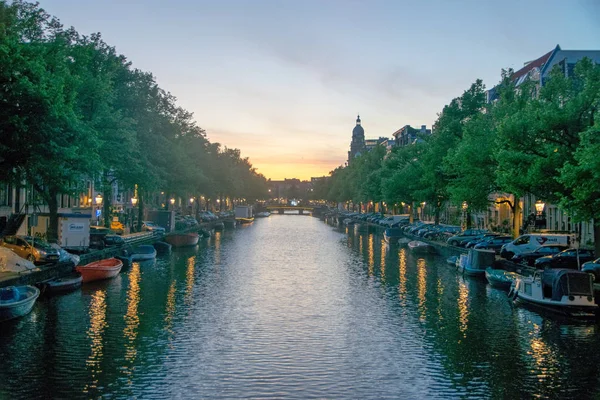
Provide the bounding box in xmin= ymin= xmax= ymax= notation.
xmin=1 ymin=216 xmax=600 ymax=399
xmin=84 ymin=290 xmax=107 ymax=395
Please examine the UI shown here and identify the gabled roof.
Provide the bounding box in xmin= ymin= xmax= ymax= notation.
xmin=510 ymin=45 xmax=558 ymax=84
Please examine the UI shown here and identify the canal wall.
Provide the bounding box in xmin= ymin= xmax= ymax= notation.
xmin=0 ymin=219 xmax=231 ymax=288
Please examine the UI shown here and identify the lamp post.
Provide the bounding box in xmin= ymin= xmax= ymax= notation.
xmin=535 ymin=200 xmax=545 ymax=230
xmin=95 ymin=194 xmax=103 ymax=226
xmin=461 ymin=201 xmax=468 ymax=231
xmin=130 ymin=197 xmax=138 ymax=232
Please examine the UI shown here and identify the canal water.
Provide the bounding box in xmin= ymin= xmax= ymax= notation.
xmin=1 ymin=215 xmax=600 ymax=399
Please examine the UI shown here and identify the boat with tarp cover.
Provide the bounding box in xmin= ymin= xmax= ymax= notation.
xmin=164 ymin=232 xmax=200 ymax=247
xmin=509 ymin=269 xmax=597 ymax=318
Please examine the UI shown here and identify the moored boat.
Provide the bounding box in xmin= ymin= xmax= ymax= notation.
xmin=407 ymin=240 xmax=435 ymax=254
xmin=130 ymin=245 xmax=157 ymax=261
xmin=164 ymin=232 xmax=200 ymax=247
xmin=153 ymin=241 xmax=172 ymax=254
xmin=43 ymin=272 xmax=83 ymax=294
xmin=446 ymin=255 xmax=459 ymax=267
xmin=397 ymin=237 xmax=411 ymax=246
xmin=223 ymin=219 xmax=236 ymax=229
xmin=255 ymin=211 xmax=271 ymax=217
xmin=458 ymin=249 xmax=496 ymax=277
xmin=76 ymin=258 xmax=123 ymax=283
xmin=236 ymin=217 xmax=255 ymax=224
xmin=485 ymin=267 xmax=518 ymax=290
xmin=213 ymin=222 xmax=225 ymax=230
xmin=508 ymin=269 xmax=597 ymax=318
xmin=0 ymin=285 xmax=40 ymax=322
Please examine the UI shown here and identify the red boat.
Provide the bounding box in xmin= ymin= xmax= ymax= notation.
xmin=76 ymin=258 xmax=123 ymax=283
xmin=164 ymin=232 xmax=200 ymax=247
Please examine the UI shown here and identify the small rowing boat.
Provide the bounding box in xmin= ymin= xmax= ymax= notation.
xmin=0 ymin=285 xmax=40 ymax=322
xmin=76 ymin=258 xmax=123 ymax=283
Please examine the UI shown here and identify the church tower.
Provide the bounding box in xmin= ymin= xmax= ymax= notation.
xmin=348 ymin=114 xmax=365 ymax=165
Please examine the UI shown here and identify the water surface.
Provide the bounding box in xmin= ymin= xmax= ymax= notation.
xmin=1 ymin=215 xmax=600 ymax=399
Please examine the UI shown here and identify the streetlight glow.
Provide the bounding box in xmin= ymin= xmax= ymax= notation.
xmin=535 ymin=200 xmax=545 ymax=215
xmin=131 ymin=197 xmax=138 ymax=206
xmin=95 ymin=194 xmax=103 ymax=205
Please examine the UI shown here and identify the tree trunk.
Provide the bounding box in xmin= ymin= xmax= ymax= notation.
xmin=434 ymin=206 xmax=440 ymax=225
xmin=512 ymin=198 xmax=522 ymax=239
xmin=594 ymin=223 xmax=600 ymax=256
xmin=409 ymin=203 xmax=414 ymax=224
xmin=137 ymin=195 xmax=144 ymax=232
xmin=47 ymin=188 xmax=59 ymax=243
xmin=103 ymin=186 xmax=112 ymax=228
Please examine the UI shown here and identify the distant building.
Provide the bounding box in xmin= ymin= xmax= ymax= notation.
xmin=487 ymin=44 xmax=600 ymax=103
xmin=348 ymin=115 xmax=365 ymax=164
xmin=392 ymin=125 xmax=432 ymax=147
xmin=365 ymin=137 xmax=391 ymax=152
xmin=267 ymin=178 xmax=311 ymax=202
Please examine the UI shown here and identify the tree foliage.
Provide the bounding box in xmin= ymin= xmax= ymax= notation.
xmin=0 ymin=1 xmax=267 ymax=240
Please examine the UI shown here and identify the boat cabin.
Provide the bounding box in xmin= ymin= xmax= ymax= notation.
xmin=540 ymin=269 xmax=594 ymax=301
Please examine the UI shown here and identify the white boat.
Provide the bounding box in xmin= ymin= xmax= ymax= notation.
xmin=130 ymin=245 xmax=157 ymax=261
xmin=0 ymin=285 xmax=40 ymax=322
xmin=407 ymin=240 xmax=435 ymax=254
xmin=508 ymin=269 xmax=597 ymax=318
xmin=446 ymin=255 xmax=459 ymax=267
xmin=255 ymin=211 xmax=271 ymax=217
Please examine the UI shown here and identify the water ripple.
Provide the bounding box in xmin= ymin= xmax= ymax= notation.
xmin=1 ymin=216 xmax=600 ymax=399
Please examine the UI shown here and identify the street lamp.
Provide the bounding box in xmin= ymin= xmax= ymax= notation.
xmin=535 ymin=200 xmax=545 ymax=216
xmin=130 ymin=197 xmax=138 ymax=232
xmin=170 ymin=198 xmax=175 ymax=205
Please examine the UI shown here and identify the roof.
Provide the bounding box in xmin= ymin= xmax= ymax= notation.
xmin=510 ymin=46 xmax=557 ymax=84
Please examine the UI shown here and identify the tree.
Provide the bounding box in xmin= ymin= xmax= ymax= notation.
xmin=0 ymin=2 xmax=99 ymax=241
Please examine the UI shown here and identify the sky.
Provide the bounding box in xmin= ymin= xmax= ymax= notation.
xmin=38 ymin=0 xmax=600 ymax=181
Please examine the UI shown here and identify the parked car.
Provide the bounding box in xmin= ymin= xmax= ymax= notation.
xmin=446 ymin=229 xmax=488 ymax=247
xmin=464 ymin=233 xmax=501 ymax=248
xmin=582 ymin=258 xmax=600 ymax=281
xmin=500 ymin=233 xmax=573 ymax=259
xmin=534 ymin=248 xmax=595 ymax=270
xmin=0 ymin=235 xmax=60 ymax=264
xmin=511 ymin=244 xmax=571 ymax=266
xmin=473 ymin=236 xmax=513 ymax=254
xmin=141 ymin=221 xmax=166 ymax=233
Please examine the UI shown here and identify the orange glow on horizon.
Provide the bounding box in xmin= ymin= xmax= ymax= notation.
xmin=254 ymin=161 xmax=341 ymax=181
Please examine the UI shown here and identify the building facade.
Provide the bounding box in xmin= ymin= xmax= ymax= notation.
xmin=392 ymin=125 xmax=432 ymax=147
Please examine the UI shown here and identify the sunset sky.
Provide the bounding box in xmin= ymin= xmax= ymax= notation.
xmin=40 ymin=0 xmax=600 ymax=181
